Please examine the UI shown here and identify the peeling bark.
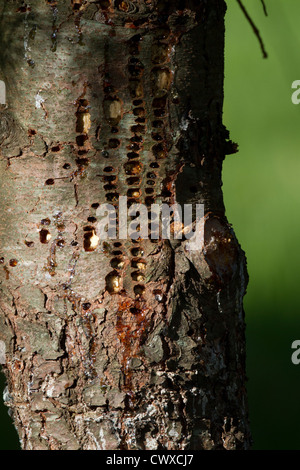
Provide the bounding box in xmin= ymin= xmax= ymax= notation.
xmin=0 ymin=0 xmax=251 ymax=450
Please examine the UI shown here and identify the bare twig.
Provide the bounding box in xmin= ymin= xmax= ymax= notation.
xmin=236 ymin=0 xmax=268 ymax=58
xmin=260 ymin=0 xmax=268 ymax=17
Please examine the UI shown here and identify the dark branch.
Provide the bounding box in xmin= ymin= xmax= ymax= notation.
xmin=236 ymin=0 xmax=268 ymax=58
xmin=260 ymin=0 xmax=268 ymax=17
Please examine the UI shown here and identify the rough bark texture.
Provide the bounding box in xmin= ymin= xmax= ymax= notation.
xmin=0 ymin=0 xmax=251 ymax=450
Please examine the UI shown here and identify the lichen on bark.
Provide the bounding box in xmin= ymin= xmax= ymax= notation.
xmin=0 ymin=0 xmax=251 ymax=450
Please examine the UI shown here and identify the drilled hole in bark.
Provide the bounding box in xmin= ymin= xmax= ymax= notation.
xmin=76 ymin=112 xmax=91 ymax=134
xmin=146 ymin=180 xmax=155 ymax=186
xmin=111 ymin=127 xmax=119 ymax=133
xmin=131 ymin=271 xmax=145 ymax=282
xmin=131 ymin=259 xmax=146 ymax=270
xmin=76 ymin=135 xmax=88 ymax=146
xmin=152 ymin=120 xmax=164 ymax=128
xmin=102 ymin=150 xmax=110 ymax=158
xmin=87 ymin=216 xmax=97 ymax=223
xmin=0 ymin=257 xmax=4 ymax=264
xmin=124 ymin=161 xmax=142 ymax=175
xmin=127 ymin=142 xmax=141 ymax=152
xmin=152 ymin=133 xmax=163 ymax=141
xmin=135 ymin=117 xmax=146 ymax=124
xmin=127 ymin=198 xmax=139 ymax=208
xmin=128 ymin=65 xmax=144 ymax=78
xmin=145 ymin=196 xmax=155 ymax=207
xmin=131 ymin=125 xmax=145 ymax=134
xmin=111 ymin=257 xmax=125 ymax=269
xmin=145 ymin=188 xmax=154 ymax=195
xmin=106 ymin=193 xmax=119 ymax=203
xmin=133 ymin=99 xmax=143 ymax=106
xmin=130 ymin=247 xmax=144 ymax=257
xmin=108 ymin=138 xmax=120 ymax=149
xmin=112 ymin=250 xmax=122 ymax=256
xmin=133 ymin=107 xmax=145 ymax=117
xmin=51 ymin=145 xmax=62 ymax=152
xmin=127 ymin=152 xmax=139 ymax=160
xmin=152 ymin=95 xmax=167 ymax=109
xmin=104 ymin=166 xmax=114 ymax=173
xmin=84 ymin=230 xmax=99 ymax=252
xmin=63 ymin=163 xmax=71 ymax=169
xmin=106 ymin=271 xmax=121 ymax=293
xmin=126 ymin=177 xmax=140 ymax=186
xmin=129 ymin=80 xmax=144 ymax=99
xmin=45 ymin=178 xmax=55 ymax=185
xmin=127 ymin=188 xmax=141 ymax=198
xmin=91 ymin=203 xmax=100 ymax=209
xmin=150 ymin=162 xmax=159 ymax=169
xmin=104 ymin=97 xmax=122 ymax=126
xmin=28 ymin=128 xmax=37 ymax=136
xmin=147 ymin=172 xmax=157 ymax=179
xmin=9 ymin=259 xmax=18 ymax=267
xmin=41 ymin=218 xmax=51 ymax=226
xmin=104 ymin=175 xmax=117 ymax=182
xmin=114 ymin=242 xmax=122 ymax=247
xmin=151 ymin=67 xmax=172 ymax=91
xmin=154 ymin=109 xmax=167 ymax=118
xmin=134 ymin=285 xmax=145 ymax=296
xmin=104 ymin=184 xmax=117 ymax=191
xmin=82 ymin=302 xmax=91 ymax=310
xmin=39 ymin=229 xmax=51 ymax=244
xmin=130 ymin=134 xmax=143 ymax=143
xmin=152 ymin=143 xmax=166 ymax=159
xmin=56 ymin=239 xmax=65 ymax=247
xmin=84 ymin=226 xmax=96 ymax=232
xmin=25 ymin=241 xmax=34 ymax=247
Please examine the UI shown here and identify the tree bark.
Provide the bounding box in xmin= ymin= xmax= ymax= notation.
xmin=0 ymin=0 xmax=251 ymax=450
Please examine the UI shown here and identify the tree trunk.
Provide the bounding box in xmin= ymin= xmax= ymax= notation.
xmin=0 ymin=0 xmax=251 ymax=450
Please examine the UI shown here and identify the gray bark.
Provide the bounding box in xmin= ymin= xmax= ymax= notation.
xmin=0 ymin=0 xmax=251 ymax=450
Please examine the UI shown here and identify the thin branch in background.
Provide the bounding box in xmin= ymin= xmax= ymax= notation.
xmin=236 ymin=0 xmax=268 ymax=58
xmin=260 ymin=0 xmax=268 ymax=17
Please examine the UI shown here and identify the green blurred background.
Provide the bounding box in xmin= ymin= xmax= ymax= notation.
xmin=223 ymin=0 xmax=300 ymax=450
xmin=1 ymin=0 xmax=300 ymax=450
